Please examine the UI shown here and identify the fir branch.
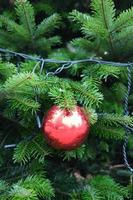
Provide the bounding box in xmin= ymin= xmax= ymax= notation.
xmin=0 ymin=16 xmax=29 ymax=40
xmin=10 ymin=185 xmax=38 ymax=200
xmin=112 ymin=7 xmax=133 ymax=33
xmin=36 ymin=36 xmax=61 ymax=50
xmin=71 ymin=186 xmax=101 ymax=200
xmin=70 ymin=0 xmax=117 ymax=55
xmin=13 ymin=135 xmax=51 ymax=164
xmin=3 ymin=72 xmax=36 ymax=93
xmin=0 ymin=1 xmax=61 ymax=53
xmin=71 ymin=38 xmax=97 ymax=51
xmin=98 ymin=113 xmax=133 ymax=128
xmin=48 ymin=80 xmax=76 ymax=109
xmin=90 ymin=176 xmax=129 ymax=200
xmin=35 ymin=13 xmax=61 ymax=38
xmin=113 ymin=26 xmax=133 ymax=46
xmin=97 ymin=0 xmax=115 ymax=55
xmin=7 ymin=96 xmax=40 ymax=114
xmin=13 ymin=141 xmax=31 ymax=164
xmin=91 ymin=0 xmax=116 ymax=27
xmin=9 ymin=175 xmax=55 ymax=199
xmin=21 ymin=175 xmax=55 ymax=198
xmin=0 ymin=62 xmax=17 ymax=80
xmin=15 ymin=0 xmax=36 ymax=40
xmin=70 ymin=10 xmax=106 ymax=39
xmin=69 ymin=10 xmax=91 ymax=25
xmin=62 ymin=144 xmax=96 ymax=161
xmin=96 ymin=65 xmax=120 ymax=80
xmin=70 ymin=80 xmax=103 ymax=107
xmin=92 ymin=124 xmax=125 ymax=140
xmin=32 ymin=139 xmax=50 ymax=162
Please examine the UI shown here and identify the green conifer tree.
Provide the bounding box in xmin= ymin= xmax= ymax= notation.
xmin=0 ymin=0 xmax=61 ymax=55
xmin=0 ymin=0 xmax=132 ymax=199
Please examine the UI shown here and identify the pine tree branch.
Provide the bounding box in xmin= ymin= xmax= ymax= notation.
xmin=100 ymin=0 xmax=115 ymax=57
xmin=32 ymin=140 xmax=49 ymax=157
xmin=4 ymin=73 xmax=34 ymax=93
xmin=18 ymin=0 xmax=34 ymax=43
xmin=111 ymin=8 xmax=133 ymax=34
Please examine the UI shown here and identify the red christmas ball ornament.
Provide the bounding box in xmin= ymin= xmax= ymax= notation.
xmin=42 ymin=105 xmax=90 ymax=150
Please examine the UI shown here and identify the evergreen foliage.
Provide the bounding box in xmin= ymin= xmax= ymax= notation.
xmin=0 ymin=0 xmax=61 ymax=55
xmin=13 ymin=135 xmax=52 ymax=164
xmin=70 ymin=0 xmax=133 ymax=61
xmin=0 ymin=0 xmax=132 ymax=199
xmin=0 ymin=175 xmax=54 ymax=200
xmin=71 ymin=176 xmax=129 ymax=200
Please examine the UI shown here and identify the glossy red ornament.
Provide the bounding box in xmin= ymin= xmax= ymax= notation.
xmin=42 ymin=105 xmax=90 ymax=150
